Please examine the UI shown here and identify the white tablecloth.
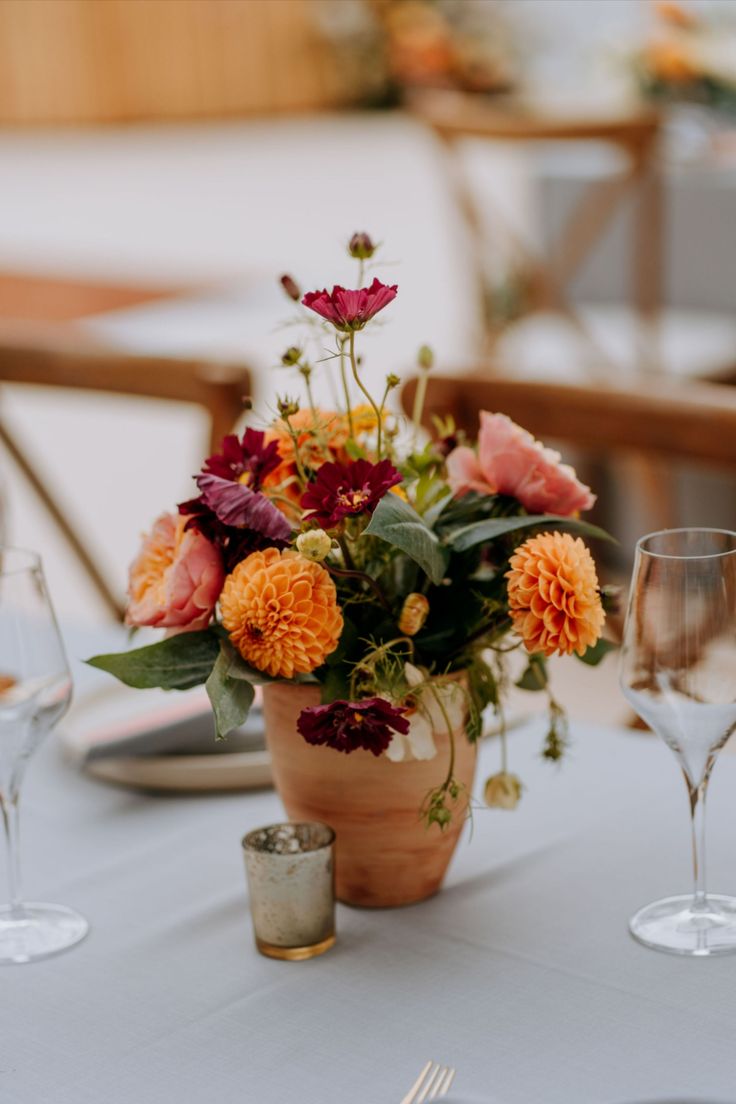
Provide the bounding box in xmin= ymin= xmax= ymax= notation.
xmin=5 ymin=640 xmax=736 ymax=1103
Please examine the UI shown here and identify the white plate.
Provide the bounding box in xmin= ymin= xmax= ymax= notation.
xmin=84 ymin=749 xmax=272 ymax=793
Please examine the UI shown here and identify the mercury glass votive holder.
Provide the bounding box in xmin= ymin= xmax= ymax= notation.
xmin=242 ymin=822 xmax=336 ymax=961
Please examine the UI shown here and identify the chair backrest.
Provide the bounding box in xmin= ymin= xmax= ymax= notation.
xmin=402 ymin=374 xmax=736 ymax=471
xmin=0 ymin=332 xmax=251 ymax=619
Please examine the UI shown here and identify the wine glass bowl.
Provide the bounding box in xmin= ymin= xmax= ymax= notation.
xmin=620 ymin=528 xmax=736 ymax=955
xmin=0 ymin=548 xmax=87 ymax=963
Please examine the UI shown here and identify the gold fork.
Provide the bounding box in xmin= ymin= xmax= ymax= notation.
xmin=400 ymin=1060 xmax=456 ymax=1103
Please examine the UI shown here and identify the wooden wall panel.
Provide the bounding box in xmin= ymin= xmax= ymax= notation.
xmin=0 ymin=0 xmax=345 ymax=124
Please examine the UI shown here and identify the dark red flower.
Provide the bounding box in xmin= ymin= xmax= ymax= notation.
xmin=300 ymin=458 xmax=402 ymax=529
xmin=202 ymin=428 xmax=280 ymax=491
xmin=195 ymin=474 xmax=292 ymax=541
xmin=178 ymin=498 xmax=288 ymax=572
xmin=178 ymin=429 xmax=290 ymax=571
xmin=301 ymin=278 xmax=398 ymax=332
xmin=297 ymin=697 xmax=410 ymax=756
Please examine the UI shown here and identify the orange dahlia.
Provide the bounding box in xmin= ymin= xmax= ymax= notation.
xmin=506 ymin=532 xmax=605 ymax=658
xmin=219 ymin=548 xmax=343 ymax=678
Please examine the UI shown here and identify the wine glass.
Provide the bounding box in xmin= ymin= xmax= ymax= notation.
xmin=0 ymin=548 xmax=87 ymax=963
xmin=620 ymin=527 xmax=736 ymax=955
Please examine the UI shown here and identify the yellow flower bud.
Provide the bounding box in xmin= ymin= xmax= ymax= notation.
xmin=296 ymin=529 xmax=332 ymax=563
xmin=484 ymin=772 xmax=523 ymax=810
xmin=398 ymin=593 xmax=429 ymax=636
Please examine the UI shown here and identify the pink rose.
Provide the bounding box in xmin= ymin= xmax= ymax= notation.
xmin=126 ymin=513 xmax=224 ymax=631
xmin=446 ymin=412 xmax=595 ymax=516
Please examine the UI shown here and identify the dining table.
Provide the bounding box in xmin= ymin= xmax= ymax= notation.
xmin=4 ymin=626 xmax=736 ymax=1104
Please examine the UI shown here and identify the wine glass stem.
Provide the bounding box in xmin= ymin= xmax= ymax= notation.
xmin=0 ymin=794 xmax=22 ymax=917
xmin=687 ymin=778 xmax=708 ymax=912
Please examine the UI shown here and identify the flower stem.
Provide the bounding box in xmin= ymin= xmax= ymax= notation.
xmin=411 ymin=368 xmax=429 ymax=445
xmin=338 ymin=339 xmax=355 ymax=441
xmin=348 ymin=330 xmax=383 ymax=458
xmin=327 ymin=564 xmax=392 ymax=613
xmin=428 ymin=681 xmax=456 ymax=788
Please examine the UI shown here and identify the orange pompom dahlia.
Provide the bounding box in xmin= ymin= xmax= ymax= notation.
xmin=506 ymin=532 xmax=605 ymax=657
xmin=219 ymin=548 xmax=343 ymax=678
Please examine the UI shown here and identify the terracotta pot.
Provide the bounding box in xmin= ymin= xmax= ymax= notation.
xmin=261 ymin=680 xmax=477 ymax=908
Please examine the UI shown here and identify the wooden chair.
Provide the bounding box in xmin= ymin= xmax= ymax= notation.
xmin=403 ymin=372 xmax=736 ymax=727
xmin=0 ymin=332 xmax=251 ymax=620
xmin=402 ymin=373 xmax=736 ymax=472
xmin=409 ymin=89 xmax=664 ymax=376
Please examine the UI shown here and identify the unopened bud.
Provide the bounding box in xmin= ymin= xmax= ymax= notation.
xmin=398 ymin=593 xmax=429 ymax=636
xmin=296 ymin=529 xmax=332 ymax=563
xmin=280 ymin=274 xmax=301 ymax=302
xmin=281 ymin=346 xmax=302 ymax=367
xmin=277 ymin=396 xmax=300 ymax=418
xmin=385 ymin=373 xmax=400 ymax=390
xmin=484 ymin=772 xmax=523 ymax=810
xmin=417 ymin=345 xmax=434 ymax=371
xmin=348 ymin=232 xmax=376 ymax=260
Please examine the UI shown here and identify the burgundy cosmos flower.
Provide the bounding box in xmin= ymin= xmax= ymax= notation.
xmin=179 ymin=428 xmax=291 ymax=570
xmin=300 ymin=458 xmax=402 ymax=529
xmin=301 ymin=278 xmax=398 ymax=332
xmin=297 ymin=697 xmax=410 ymax=756
xmin=202 ymin=428 xmax=281 ymax=489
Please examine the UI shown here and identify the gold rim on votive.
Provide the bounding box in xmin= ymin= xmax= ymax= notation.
xmin=255 ymin=932 xmax=336 ymax=961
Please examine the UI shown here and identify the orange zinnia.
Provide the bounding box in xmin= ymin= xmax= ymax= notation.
xmin=506 ymin=532 xmax=604 ymax=658
xmin=219 ymin=548 xmax=343 ymax=678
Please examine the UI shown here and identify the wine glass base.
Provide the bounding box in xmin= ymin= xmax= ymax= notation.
xmin=630 ymin=894 xmax=736 ymax=956
xmin=0 ymin=903 xmax=89 ymax=964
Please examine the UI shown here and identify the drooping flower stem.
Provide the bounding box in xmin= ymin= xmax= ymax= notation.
xmin=429 ymin=681 xmax=457 ymax=789
xmin=348 ymin=330 xmax=383 ymax=458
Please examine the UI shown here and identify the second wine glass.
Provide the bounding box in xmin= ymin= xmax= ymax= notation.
xmin=0 ymin=547 xmax=87 ymax=963
xmin=620 ymin=527 xmax=736 ymax=955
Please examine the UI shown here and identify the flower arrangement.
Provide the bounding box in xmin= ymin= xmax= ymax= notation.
xmin=632 ymin=1 xmax=736 ymax=117
xmin=90 ymin=233 xmax=611 ymax=828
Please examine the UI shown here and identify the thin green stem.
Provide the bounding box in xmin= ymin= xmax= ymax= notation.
xmin=411 ymin=369 xmax=429 ymax=445
xmin=348 ymin=330 xmax=383 ymax=458
xmin=428 ymin=682 xmax=456 ymax=788
xmin=338 ymin=339 xmax=355 ymax=440
xmin=336 ymin=534 xmax=355 ymax=571
xmin=282 ymin=417 xmax=308 ymax=488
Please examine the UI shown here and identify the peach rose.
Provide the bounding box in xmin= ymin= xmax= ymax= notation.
xmin=446 ymin=412 xmax=595 ymax=516
xmin=126 ymin=513 xmax=224 ymax=631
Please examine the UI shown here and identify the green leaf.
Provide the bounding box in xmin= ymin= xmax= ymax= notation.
xmin=448 ymin=514 xmax=614 ymax=553
xmin=86 ymin=630 xmax=220 ymax=691
xmin=205 ymin=645 xmax=255 ymax=739
xmin=320 ymin=664 xmax=351 ymax=704
xmin=515 ymin=653 xmax=548 ymax=692
xmin=219 ymin=642 xmax=276 ymax=685
xmin=576 ymin=637 xmax=618 ymax=666
xmin=364 ymin=493 xmax=449 ymax=586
